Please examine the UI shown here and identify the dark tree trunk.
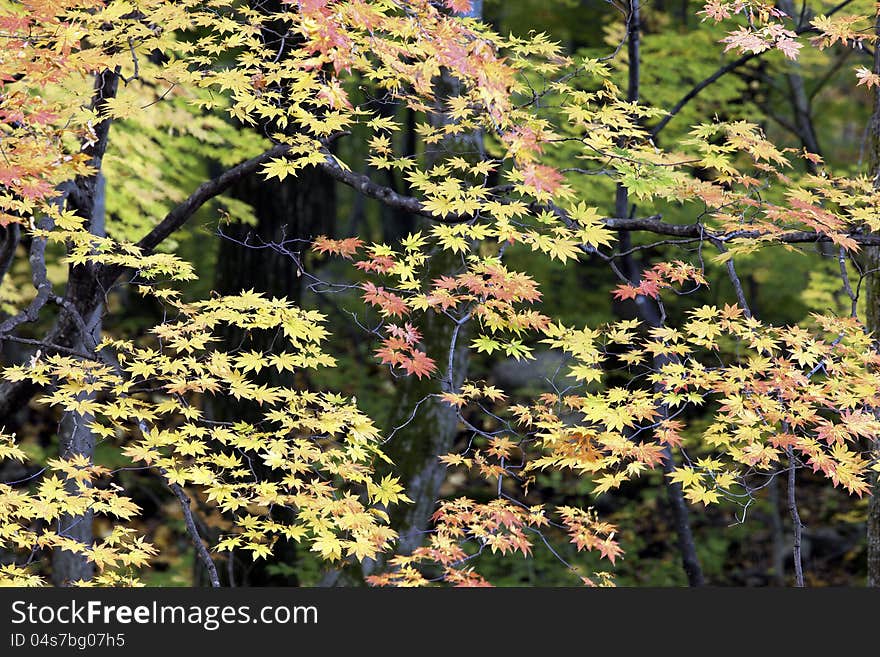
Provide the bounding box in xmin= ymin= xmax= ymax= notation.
xmin=52 ymin=410 xmax=97 ymax=585
xmin=215 ymin=167 xmax=332 ymax=301
xmin=51 ymin=147 xmax=110 ymax=585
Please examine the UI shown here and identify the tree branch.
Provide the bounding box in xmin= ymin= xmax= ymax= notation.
xmin=99 ymin=144 xmax=456 ymax=289
xmin=712 ymin=238 xmax=753 ymax=317
xmin=0 ymin=218 xmax=53 ymax=336
xmin=603 ymin=216 xmax=880 ymax=246
xmin=651 ymin=0 xmax=859 ymax=138
xmin=169 ymin=481 xmax=220 ymax=588
xmin=651 ymin=52 xmax=759 ymax=138
xmin=134 ymin=144 xmax=293 ymax=255
xmin=110 ymin=139 xmax=880 ymax=296
xmin=0 ymin=335 xmax=98 ymax=360
xmin=318 ymin=150 xmax=438 ymax=219
xmin=786 ymin=446 xmax=805 ymax=587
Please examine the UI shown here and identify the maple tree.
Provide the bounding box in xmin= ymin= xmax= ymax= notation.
xmin=2 ymin=0 xmax=880 ymax=588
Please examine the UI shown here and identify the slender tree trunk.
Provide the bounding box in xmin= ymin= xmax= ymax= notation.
xmin=778 ymin=0 xmax=821 ymax=166
xmin=659 ymin=430 xmax=705 ymax=585
xmin=52 ymin=174 xmax=106 ymax=585
xmin=768 ymin=475 xmax=786 ymax=586
xmin=382 ymin=292 xmax=469 ymax=556
xmin=649 ymin=347 xmax=704 ymax=586
xmin=787 ymin=447 xmax=805 ymax=587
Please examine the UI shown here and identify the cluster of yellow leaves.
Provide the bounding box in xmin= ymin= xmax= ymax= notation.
xmin=557 ymin=506 xmax=623 ymax=564
xmin=35 ymin=209 xmax=195 ymax=281
xmin=810 ymin=13 xmax=874 ymax=51
xmin=0 ymin=432 xmax=156 ymax=586
xmin=0 ymin=0 xmax=590 ymax=303
xmin=6 ymin=0 xmax=873 ymax=336
xmin=439 ymin=381 xmax=506 ymax=410
xmin=502 ymin=306 xmax=880 ymax=506
xmin=513 ymin=389 xmax=668 ymax=490
xmin=3 ymin=292 xmax=409 ymax=575
xmin=378 ymin=68 xmax=880 ymax=266
xmin=432 ymin=293 xmax=879 ymax=525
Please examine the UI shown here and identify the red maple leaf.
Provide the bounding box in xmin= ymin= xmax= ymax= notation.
xmin=375 ymin=342 xmax=406 ymax=367
xmin=444 ymin=0 xmax=473 ymax=14
xmin=521 ymin=163 xmax=563 ymax=194
xmin=597 ymin=537 xmax=623 ymax=565
xmin=403 ymin=350 xmax=437 ymax=379
xmin=387 ymin=322 xmax=423 ymax=345
xmin=312 ymin=235 xmax=363 ymax=259
xmin=361 ymin=282 xmax=409 ymax=317
xmin=354 ymin=255 xmax=396 ymax=273
xmin=612 ymin=284 xmax=639 ymax=301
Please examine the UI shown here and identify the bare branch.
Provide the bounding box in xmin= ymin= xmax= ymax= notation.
xmin=786 ymin=445 xmax=805 ymax=587
xmin=169 ymin=481 xmax=220 ymax=588
xmin=651 ymin=52 xmax=757 ymax=138
xmin=712 ymin=239 xmax=753 ymax=318
xmin=0 ymin=218 xmax=53 ymax=336
xmin=133 ymin=143 xmax=293 ymax=255
xmin=1 ymin=335 xmax=98 ymax=360
xmin=318 ymin=150 xmax=447 ymax=220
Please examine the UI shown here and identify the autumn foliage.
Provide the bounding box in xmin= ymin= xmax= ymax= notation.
xmin=1 ymin=0 xmax=880 ymax=588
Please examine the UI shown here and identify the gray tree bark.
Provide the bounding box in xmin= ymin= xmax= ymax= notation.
xmin=45 ymin=67 xmax=118 ymax=586
xmin=52 ymin=174 xmax=105 ymax=586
